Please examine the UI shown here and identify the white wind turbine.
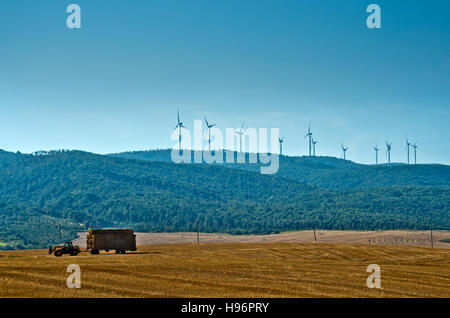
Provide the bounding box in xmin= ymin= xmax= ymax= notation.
xmin=204 ymin=115 xmax=216 ymax=151
xmin=174 ymin=109 xmax=187 ymax=151
xmin=278 ymin=136 xmax=285 ymax=155
xmin=341 ymin=143 xmax=349 ymax=160
xmin=234 ymin=122 xmax=245 ymax=153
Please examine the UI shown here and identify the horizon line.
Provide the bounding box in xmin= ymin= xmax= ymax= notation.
xmin=1 ymin=148 xmax=447 ymax=167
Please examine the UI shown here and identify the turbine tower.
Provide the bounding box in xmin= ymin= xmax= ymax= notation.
xmin=278 ymin=136 xmax=285 ymax=155
xmin=304 ymin=122 xmax=312 ymax=156
xmin=234 ymin=122 xmax=245 ymax=153
xmin=204 ymin=115 xmax=216 ymax=151
xmin=312 ymin=138 xmax=318 ymax=156
xmin=406 ymin=137 xmax=411 ymax=164
xmin=341 ymin=143 xmax=349 ymax=160
xmin=174 ymin=109 xmax=187 ymax=150
xmin=412 ymin=141 xmax=418 ymax=164
xmin=386 ymin=141 xmax=393 ymax=166
xmin=373 ymin=144 xmax=379 ymax=165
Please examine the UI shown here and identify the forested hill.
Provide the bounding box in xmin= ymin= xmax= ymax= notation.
xmin=110 ymin=150 xmax=450 ymax=190
xmin=0 ymin=149 xmax=449 ymax=250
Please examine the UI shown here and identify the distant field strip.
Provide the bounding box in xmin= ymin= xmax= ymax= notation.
xmin=1 ymin=243 xmax=449 ymax=298
xmin=74 ymin=230 xmax=450 ymax=249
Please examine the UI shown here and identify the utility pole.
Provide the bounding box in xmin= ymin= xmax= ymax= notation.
xmin=430 ymin=228 xmax=433 ymax=248
xmin=313 ymin=228 xmax=317 ymax=242
xmin=196 ymin=219 xmax=200 ymax=244
xmin=58 ymin=224 xmax=62 ymax=245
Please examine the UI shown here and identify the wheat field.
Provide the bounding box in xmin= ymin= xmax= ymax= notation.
xmin=0 ymin=243 xmax=449 ymax=298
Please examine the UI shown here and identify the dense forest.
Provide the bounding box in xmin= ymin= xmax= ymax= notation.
xmin=0 ymin=149 xmax=449 ymax=249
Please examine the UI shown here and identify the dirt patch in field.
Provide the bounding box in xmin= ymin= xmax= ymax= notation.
xmin=73 ymin=230 xmax=450 ymax=249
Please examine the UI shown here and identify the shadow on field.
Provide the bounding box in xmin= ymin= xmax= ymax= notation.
xmin=81 ymin=251 xmax=162 ymax=256
xmin=126 ymin=251 xmax=162 ymax=255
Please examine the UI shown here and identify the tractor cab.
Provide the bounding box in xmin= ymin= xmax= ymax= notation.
xmin=63 ymin=241 xmax=73 ymax=250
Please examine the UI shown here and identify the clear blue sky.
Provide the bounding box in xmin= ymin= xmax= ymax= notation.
xmin=1 ymin=0 xmax=449 ymax=164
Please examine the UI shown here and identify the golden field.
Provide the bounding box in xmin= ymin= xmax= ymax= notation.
xmin=0 ymin=242 xmax=449 ymax=298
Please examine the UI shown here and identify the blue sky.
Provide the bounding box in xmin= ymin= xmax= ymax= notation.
xmin=1 ymin=0 xmax=449 ymax=164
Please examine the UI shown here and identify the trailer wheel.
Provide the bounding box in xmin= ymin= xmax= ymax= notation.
xmin=121 ymin=250 xmax=126 ymax=254
xmin=115 ymin=250 xmax=120 ymax=254
xmin=90 ymin=249 xmax=99 ymax=255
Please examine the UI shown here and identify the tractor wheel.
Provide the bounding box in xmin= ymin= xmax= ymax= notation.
xmin=54 ymin=249 xmax=63 ymax=257
xmin=70 ymin=249 xmax=79 ymax=256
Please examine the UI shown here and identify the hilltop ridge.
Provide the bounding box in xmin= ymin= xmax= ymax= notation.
xmin=109 ymin=149 xmax=450 ymax=189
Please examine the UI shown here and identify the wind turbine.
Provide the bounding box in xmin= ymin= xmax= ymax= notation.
xmin=204 ymin=115 xmax=216 ymax=151
xmin=412 ymin=141 xmax=418 ymax=164
xmin=312 ymin=138 xmax=318 ymax=156
xmin=341 ymin=143 xmax=349 ymax=160
xmin=174 ymin=109 xmax=187 ymax=150
xmin=234 ymin=122 xmax=245 ymax=153
xmin=406 ymin=137 xmax=411 ymax=164
xmin=304 ymin=122 xmax=312 ymax=156
xmin=278 ymin=136 xmax=285 ymax=155
xmin=386 ymin=141 xmax=393 ymax=166
xmin=373 ymin=144 xmax=379 ymax=165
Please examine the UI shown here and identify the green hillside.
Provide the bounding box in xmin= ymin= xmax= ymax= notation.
xmin=0 ymin=149 xmax=449 ymax=250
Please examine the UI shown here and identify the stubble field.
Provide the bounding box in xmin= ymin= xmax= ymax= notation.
xmin=1 ymin=242 xmax=449 ymax=298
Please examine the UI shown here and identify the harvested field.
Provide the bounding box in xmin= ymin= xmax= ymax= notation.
xmin=74 ymin=230 xmax=450 ymax=249
xmin=0 ymin=243 xmax=449 ymax=298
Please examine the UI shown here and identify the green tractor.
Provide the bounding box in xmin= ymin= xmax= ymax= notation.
xmin=48 ymin=241 xmax=80 ymax=257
